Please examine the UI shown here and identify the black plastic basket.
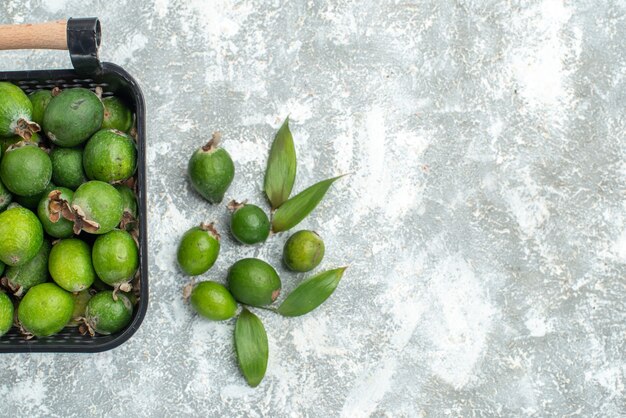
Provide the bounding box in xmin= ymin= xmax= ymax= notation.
xmin=0 ymin=18 xmax=148 ymax=352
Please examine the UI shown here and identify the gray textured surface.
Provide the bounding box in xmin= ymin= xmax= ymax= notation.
xmin=1 ymin=0 xmax=625 ymax=416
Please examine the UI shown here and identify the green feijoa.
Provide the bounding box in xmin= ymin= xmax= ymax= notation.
xmin=18 ymin=282 xmax=74 ymax=337
xmin=101 ymin=97 xmax=132 ymax=132
xmin=92 ymin=230 xmax=139 ymax=288
xmin=0 ymin=133 xmax=44 ymax=159
xmin=71 ymin=181 xmax=123 ymax=234
xmin=0 ymin=206 xmax=43 ymax=266
xmin=283 ymin=230 xmax=325 ymax=272
xmin=0 ymin=291 xmax=14 ymax=337
xmin=68 ymin=289 xmax=92 ymax=327
xmin=49 ymin=238 xmax=95 ymax=292
xmin=83 ymin=129 xmax=137 ymax=183
xmin=177 ymin=223 xmax=220 ymax=276
xmin=38 ymin=187 xmax=74 ymax=238
xmin=49 ymin=147 xmax=87 ymax=189
xmin=84 ymin=290 xmax=133 ymax=335
xmin=4 ymin=239 xmax=51 ymax=297
xmin=229 ymin=201 xmax=270 ymax=245
xmin=188 ymin=132 xmax=234 ymax=204
xmin=115 ymin=185 xmax=137 ymax=217
xmin=190 ymin=281 xmax=237 ymax=321
xmin=0 ymin=142 xmax=52 ymax=197
xmin=115 ymin=184 xmax=138 ymax=231
xmin=122 ymin=291 xmax=138 ymax=306
xmin=0 ymin=178 xmax=12 ymax=211
xmin=227 ymin=258 xmax=281 ymax=307
xmin=30 ymin=131 xmax=44 ymax=147
xmin=0 ymin=136 xmax=21 ymax=154
xmin=15 ymin=181 xmax=57 ymax=211
xmin=0 ymin=82 xmax=38 ymax=140
xmin=14 ymin=194 xmax=40 ymax=210
xmin=29 ymin=90 xmax=53 ymax=126
xmin=43 ymin=88 xmax=103 ymax=147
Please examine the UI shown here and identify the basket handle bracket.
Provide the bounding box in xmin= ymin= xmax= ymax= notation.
xmin=0 ymin=17 xmax=102 ymax=75
xmin=67 ymin=18 xmax=102 ymax=74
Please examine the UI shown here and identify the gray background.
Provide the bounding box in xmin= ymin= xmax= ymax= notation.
xmin=1 ymin=0 xmax=625 ymax=417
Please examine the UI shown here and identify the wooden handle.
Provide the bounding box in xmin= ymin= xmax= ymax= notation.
xmin=0 ymin=20 xmax=68 ymax=50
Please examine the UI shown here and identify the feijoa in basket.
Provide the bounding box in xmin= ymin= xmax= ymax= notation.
xmin=0 ymin=18 xmax=147 ymax=353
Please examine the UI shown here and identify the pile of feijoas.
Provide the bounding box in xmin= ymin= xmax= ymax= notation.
xmin=0 ymin=83 xmax=141 ymax=340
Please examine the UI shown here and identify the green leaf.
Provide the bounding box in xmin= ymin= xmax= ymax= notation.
xmin=277 ymin=267 xmax=347 ymax=317
xmin=235 ymin=308 xmax=269 ymax=387
xmin=264 ymin=118 xmax=296 ymax=209
xmin=271 ymin=175 xmax=344 ymax=233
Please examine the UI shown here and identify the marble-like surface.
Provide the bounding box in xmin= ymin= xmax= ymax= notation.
xmin=1 ymin=0 xmax=625 ymax=416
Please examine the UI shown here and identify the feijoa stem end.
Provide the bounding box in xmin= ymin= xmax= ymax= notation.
xmin=78 ymin=317 xmax=96 ymax=337
xmin=17 ymin=321 xmax=34 ymax=340
xmin=7 ymin=140 xmax=33 ymax=152
xmin=227 ymin=199 xmax=246 ymax=212
xmin=183 ymin=280 xmax=195 ymax=302
xmin=119 ymin=211 xmax=138 ymax=231
xmin=47 ymin=190 xmax=72 ymax=224
xmin=200 ymin=222 xmax=221 ymax=241
xmin=0 ymin=277 xmax=23 ymax=297
xmin=67 ymin=204 xmax=101 ymax=235
xmin=14 ymin=118 xmax=41 ymax=141
xmin=201 ymin=131 xmax=222 ymax=152
xmin=112 ymin=283 xmax=132 ymax=301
